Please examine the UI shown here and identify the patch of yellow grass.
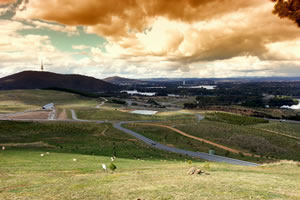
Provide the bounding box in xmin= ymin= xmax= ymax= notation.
xmin=262 ymin=160 xmax=300 ymax=167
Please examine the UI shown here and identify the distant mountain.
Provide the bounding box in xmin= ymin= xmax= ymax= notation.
xmin=142 ymin=77 xmax=300 ymax=83
xmin=103 ymin=76 xmax=147 ymax=85
xmin=0 ymin=71 xmax=119 ymax=92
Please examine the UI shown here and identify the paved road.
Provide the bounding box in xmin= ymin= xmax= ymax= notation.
xmin=70 ymin=109 xmax=104 ymax=123
xmin=96 ymin=98 xmax=108 ymax=108
xmin=113 ymin=121 xmax=259 ymax=166
xmin=267 ymin=118 xmax=300 ymax=124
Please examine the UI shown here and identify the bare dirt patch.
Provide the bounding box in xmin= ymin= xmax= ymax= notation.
xmin=0 ymin=111 xmax=50 ymax=120
xmin=167 ymin=144 xmax=175 ymax=147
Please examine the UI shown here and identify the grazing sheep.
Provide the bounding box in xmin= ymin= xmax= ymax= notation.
xmin=73 ymin=158 xmax=77 ymax=162
xmin=40 ymin=154 xmax=44 ymax=157
xmin=2 ymin=146 xmax=5 ymax=150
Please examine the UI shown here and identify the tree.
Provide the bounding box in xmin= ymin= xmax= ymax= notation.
xmin=271 ymin=0 xmax=300 ymax=27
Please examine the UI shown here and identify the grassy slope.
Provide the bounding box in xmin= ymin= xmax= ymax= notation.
xmin=76 ymin=106 xmax=197 ymax=122
xmin=205 ymin=112 xmax=269 ymax=125
xmin=125 ymin=112 xmax=300 ymax=161
xmin=254 ymin=121 xmax=300 ymax=137
xmin=0 ymin=121 xmax=192 ymax=161
xmin=174 ymin=121 xmax=300 ymax=161
xmin=0 ymin=90 xmax=100 ymax=113
xmin=124 ymin=123 xmax=265 ymax=163
xmin=1 ymin=150 xmax=300 ymax=200
xmin=1 ymin=90 xmax=300 ymax=199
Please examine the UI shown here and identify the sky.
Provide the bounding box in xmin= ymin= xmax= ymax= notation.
xmin=0 ymin=0 xmax=299 ymax=79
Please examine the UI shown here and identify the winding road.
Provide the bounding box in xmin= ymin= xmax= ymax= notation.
xmin=1 ymin=105 xmax=259 ymax=166
xmin=96 ymin=98 xmax=108 ymax=108
xmin=70 ymin=109 xmax=258 ymax=166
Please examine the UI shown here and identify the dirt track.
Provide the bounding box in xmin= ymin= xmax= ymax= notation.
xmin=134 ymin=123 xmax=259 ymax=157
xmin=57 ymin=109 xmax=68 ymax=120
xmin=255 ymin=128 xmax=300 ymax=140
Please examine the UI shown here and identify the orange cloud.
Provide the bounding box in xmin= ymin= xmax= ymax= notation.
xmin=13 ymin=0 xmax=300 ymax=68
xmin=15 ymin=0 xmax=264 ymax=38
xmin=0 ymin=0 xmax=16 ymax=4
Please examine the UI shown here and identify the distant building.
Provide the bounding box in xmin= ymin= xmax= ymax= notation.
xmin=42 ymin=103 xmax=54 ymax=110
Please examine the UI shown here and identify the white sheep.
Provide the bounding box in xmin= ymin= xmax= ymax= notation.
xmin=40 ymin=154 xmax=44 ymax=157
xmin=2 ymin=146 xmax=5 ymax=150
xmin=73 ymin=158 xmax=77 ymax=162
xmin=102 ymin=164 xmax=107 ymax=172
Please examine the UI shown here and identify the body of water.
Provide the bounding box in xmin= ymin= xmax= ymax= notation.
xmin=178 ymin=85 xmax=216 ymax=90
xmin=121 ymin=90 xmax=156 ymax=96
xmin=130 ymin=110 xmax=158 ymax=115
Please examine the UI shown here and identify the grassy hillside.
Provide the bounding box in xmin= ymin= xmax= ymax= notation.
xmin=205 ymin=112 xmax=269 ymax=125
xmin=1 ymin=90 xmax=300 ymax=199
xmin=1 ymin=150 xmax=300 ymax=200
xmin=0 ymin=71 xmax=119 ymax=92
xmin=173 ymin=120 xmax=300 ymax=161
xmin=0 ymin=121 xmax=191 ymax=161
xmin=254 ymin=121 xmax=300 ymax=138
xmin=76 ymin=106 xmax=197 ymax=122
xmin=0 ymin=90 xmax=100 ymax=113
xmin=124 ymin=123 xmax=263 ymax=162
xmin=121 ymin=112 xmax=300 ymax=162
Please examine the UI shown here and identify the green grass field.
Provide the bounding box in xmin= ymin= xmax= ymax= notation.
xmin=1 ymin=150 xmax=300 ymax=200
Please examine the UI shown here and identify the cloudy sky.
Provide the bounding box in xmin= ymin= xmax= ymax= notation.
xmin=0 ymin=0 xmax=299 ymax=79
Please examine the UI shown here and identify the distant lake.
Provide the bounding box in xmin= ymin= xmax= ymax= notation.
xmin=178 ymin=85 xmax=216 ymax=90
xmin=121 ymin=90 xmax=156 ymax=96
xmin=131 ymin=110 xmax=158 ymax=115
xmin=146 ymin=87 xmax=166 ymax=89
xmin=281 ymin=99 xmax=300 ymax=110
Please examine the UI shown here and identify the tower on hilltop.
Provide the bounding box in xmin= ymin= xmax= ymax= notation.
xmin=41 ymin=59 xmax=44 ymax=72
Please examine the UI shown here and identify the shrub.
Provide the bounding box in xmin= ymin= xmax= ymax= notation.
xmin=111 ymin=99 xmax=126 ymax=105
xmin=109 ymin=163 xmax=117 ymax=172
xmin=225 ymin=151 xmax=230 ymax=156
xmin=203 ymin=162 xmax=211 ymax=171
